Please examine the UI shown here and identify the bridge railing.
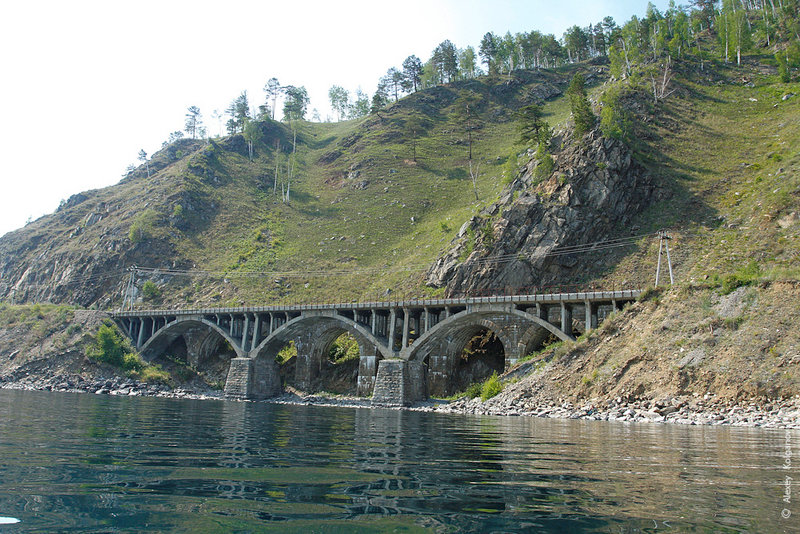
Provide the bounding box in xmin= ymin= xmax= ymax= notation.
xmin=113 ymin=284 xmax=641 ymax=316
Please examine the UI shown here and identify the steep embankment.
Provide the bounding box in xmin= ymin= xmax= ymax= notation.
xmin=444 ymin=57 xmax=800 ymax=408
xmin=426 ymin=127 xmax=665 ymax=295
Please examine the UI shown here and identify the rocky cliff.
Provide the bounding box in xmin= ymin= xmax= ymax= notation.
xmin=426 ymin=127 xmax=666 ymax=295
xmin=0 ymin=138 xmax=210 ymax=307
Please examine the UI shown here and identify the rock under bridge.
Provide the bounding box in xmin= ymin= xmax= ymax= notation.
xmin=112 ymin=290 xmax=639 ymax=406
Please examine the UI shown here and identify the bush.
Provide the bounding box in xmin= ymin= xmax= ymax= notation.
xmin=86 ymin=322 xmax=171 ymax=384
xmin=128 ymin=209 xmax=159 ymax=243
xmin=141 ymin=280 xmax=161 ymax=301
xmin=122 ymin=352 xmax=146 ymax=373
xmin=86 ymin=322 xmax=131 ymax=367
xmin=465 ymin=382 xmax=482 ymax=399
xmin=600 ymin=86 xmax=633 ymax=142
xmin=328 ymin=333 xmax=359 ymax=363
xmin=139 ymin=365 xmax=171 ymax=384
xmin=719 ymin=261 xmax=761 ymax=295
xmin=276 ymin=341 xmax=297 ymax=364
xmin=480 ymin=371 xmax=503 ymax=401
xmin=636 ymin=286 xmax=663 ymax=303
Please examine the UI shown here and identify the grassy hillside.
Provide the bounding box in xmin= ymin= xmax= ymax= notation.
xmin=3 ymin=68 xmax=593 ymax=308
xmin=1 ymin=52 xmax=798 ymax=313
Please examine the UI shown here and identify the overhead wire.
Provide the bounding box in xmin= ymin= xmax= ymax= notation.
xmin=4 ymin=231 xmax=660 ymax=294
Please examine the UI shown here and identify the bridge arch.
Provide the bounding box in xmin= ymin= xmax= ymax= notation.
xmin=132 ymin=317 xmax=244 ymax=386
xmin=251 ymin=313 xmax=388 ymax=394
xmin=405 ymin=308 xmax=572 ymax=397
xmin=139 ymin=317 xmax=246 ymax=360
xmin=405 ymin=307 xmax=571 ymax=362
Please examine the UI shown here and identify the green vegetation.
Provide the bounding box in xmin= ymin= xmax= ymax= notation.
xmin=128 ymin=209 xmax=159 ymax=243
xmin=566 ymin=73 xmax=594 ymax=136
xmin=86 ymin=321 xmax=170 ymax=383
xmin=480 ymin=371 xmax=503 ymax=400
xmin=328 ymin=333 xmax=359 ymax=363
xmin=276 ymin=341 xmax=297 ymax=364
xmin=3 ymin=1 xmax=800 ymax=316
xmin=715 ymin=261 xmax=762 ymax=295
xmin=141 ymin=280 xmax=161 ymax=301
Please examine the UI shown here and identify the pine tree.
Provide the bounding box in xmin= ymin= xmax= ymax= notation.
xmin=137 ymin=149 xmax=150 ymax=178
xmin=401 ymin=55 xmax=423 ymax=92
xmin=567 ymin=74 xmax=595 ymax=137
xmin=184 ymin=106 xmax=202 ymax=139
xmin=479 ymin=32 xmax=498 ymax=75
xmin=517 ymin=104 xmax=546 ymax=145
xmin=226 ymin=92 xmax=250 ymax=133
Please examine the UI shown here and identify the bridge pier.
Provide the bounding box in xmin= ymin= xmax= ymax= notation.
xmin=224 ymin=357 xmax=281 ymax=400
xmin=371 ymin=359 xmax=426 ymax=407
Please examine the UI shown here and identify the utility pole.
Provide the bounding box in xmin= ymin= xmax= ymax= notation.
xmin=655 ymin=231 xmax=674 ymax=286
xmin=123 ymin=267 xmax=136 ymax=311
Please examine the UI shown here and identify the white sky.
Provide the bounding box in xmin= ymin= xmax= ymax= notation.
xmin=0 ymin=0 xmax=671 ymax=238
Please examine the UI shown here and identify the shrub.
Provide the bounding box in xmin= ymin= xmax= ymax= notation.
xmin=719 ymin=261 xmax=761 ymax=295
xmin=128 ymin=209 xmax=159 ymax=243
xmin=534 ymin=152 xmax=554 ymax=180
xmin=465 ymin=382 xmax=482 ymax=399
xmin=636 ymin=286 xmax=663 ymax=302
xmin=276 ymin=341 xmax=297 ymax=364
xmin=141 ymin=280 xmax=161 ymax=301
xmin=86 ymin=322 xmax=171 ymax=384
xmin=86 ymin=322 xmax=131 ymax=367
xmin=328 ymin=333 xmax=359 ymax=363
xmin=139 ymin=365 xmax=171 ymax=384
xmin=480 ymin=371 xmax=503 ymax=401
xmin=122 ymin=352 xmax=146 ymax=373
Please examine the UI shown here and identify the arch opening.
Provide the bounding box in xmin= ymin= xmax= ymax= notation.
xmin=318 ymin=331 xmax=361 ymax=395
xmin=148 ymin=327 xmax=236 ymax=389
xmin=275 ymin=340 xmax=297 ymax=389
xmin=452 ymin=327 xmax=505 ymax=394
xmin=521 ymin=327 xmax=560 ymax=359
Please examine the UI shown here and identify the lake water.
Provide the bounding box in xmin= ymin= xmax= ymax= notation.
xmin=0 ymin=389 xmax=797 ymax=533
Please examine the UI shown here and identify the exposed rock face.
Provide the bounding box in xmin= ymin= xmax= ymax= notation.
xmin=426 ymin=128 xmax=664 ymax=296
xmin=0 ymin=199 xmax=178 ymax=308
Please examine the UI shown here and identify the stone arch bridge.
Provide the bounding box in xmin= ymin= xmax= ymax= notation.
xmin=112 ymin=290 xmax=639 ymax=405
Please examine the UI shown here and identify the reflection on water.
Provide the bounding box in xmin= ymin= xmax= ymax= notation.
xmin=0 ymin=389 xmax=797 ymax=533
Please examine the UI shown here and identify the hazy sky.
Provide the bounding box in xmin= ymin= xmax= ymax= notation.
xmin=0 ymin=0 xmax=671 ymax=238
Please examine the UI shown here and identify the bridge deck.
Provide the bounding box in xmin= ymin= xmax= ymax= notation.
xmin=111 ymin=290 xmax=641 ymax=318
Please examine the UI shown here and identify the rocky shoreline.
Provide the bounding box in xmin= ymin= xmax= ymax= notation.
xmin=0 ymin=374 xmax=224 ymax=401
xmin=2 ymin=374 xmax=799 ymax=429
xmin=425 ymin=394 xmax=800 ymax=429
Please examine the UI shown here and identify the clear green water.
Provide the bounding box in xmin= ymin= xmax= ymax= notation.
xmin=0 ymin=389 xmax=797 ymax=533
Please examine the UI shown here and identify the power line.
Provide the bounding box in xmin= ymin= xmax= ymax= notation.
xmin=131 ymin=231 xmax=658 ymax=279
xmin=3 ymin=230 xmax=663 ymax=297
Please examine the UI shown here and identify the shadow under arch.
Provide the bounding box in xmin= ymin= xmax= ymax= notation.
xmin=250 ymin=313 xmax=389 ymax=394
xmin=139 ymin=317 xmax=246 ymax=360
xmin=405 ymin=308 xmax=572 ymax=363
xmin=250 ymin=313 xmax=389 ymax=361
